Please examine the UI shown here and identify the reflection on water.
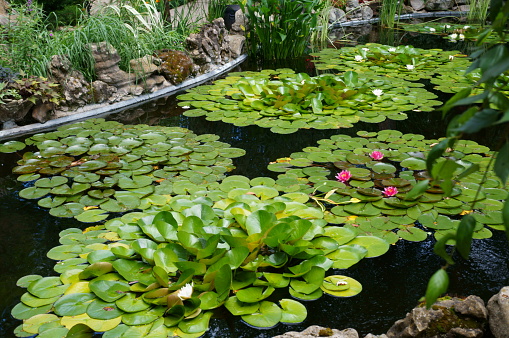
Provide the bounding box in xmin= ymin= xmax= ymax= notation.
xmin=0 ymin=25 xmax=508 ymax=338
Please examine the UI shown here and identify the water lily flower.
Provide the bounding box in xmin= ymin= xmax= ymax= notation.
xmin=449 ymin=33 xmax=458 ymax=40
xmin=382 ymin=186 xmax=398 ymax=197
xmin=449 ymin=55 xmax=454 ymax=61
xmin=388 ymin=47 xmax=396 ymax=52
xmin=459 ymin=34 xmax=465 ymax=41
xmin=182 ymin=106 xmax=190 ymax=109
xmin=445 ymin=25 xmax=451 ymax=29
xmin=372 ymin=89 xmax=383 ymax=97
xmin=429 ymin=27 xmax=436 ymax=32
xmin=177 ymin=283 xmax=193 ymax=300
xmin=370 ymin=150 xmax=384 ymax=160
xmin=362 ymin=48 xmax=370 ymax=51
xmin=335 ymin=170 xmax=352 ymax=183
xmin=464 ymin=25 xmax=470 ymax=30
xmin=355 ymin=55 xmax=363 ymax=62
xmin=406 ymin=64 xmax=414 ymax=70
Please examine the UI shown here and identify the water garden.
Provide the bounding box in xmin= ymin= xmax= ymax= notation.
xmin=1 ymin=0 xmax=509 ymax=337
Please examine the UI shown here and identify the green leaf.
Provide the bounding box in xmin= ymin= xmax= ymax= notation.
xmin=241 ymin=301 xmax=282 ymax=328
xmin=456 ymin=214 xmax=475 ymax=260
xmin=279 ymin=299 xmax=307 ymax=323
xmin=405 ymin=180 xmax=429 ymax=200
xmin=426 ymin=138 xmax=455 ymax=174
xmin=502 ymin=199 xmax=509 ymax=243
xmin=433 ymin=233 xmax=456 ymax=265
xmin=425 ymin=269 xmax=449 ymax=308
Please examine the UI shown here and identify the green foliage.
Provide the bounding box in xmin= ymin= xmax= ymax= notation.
xmin=0 ymin=0 xmax=187 ymax=80
xmin=380 ymin=0 xmax=401 ymax=28
xmin=177 ymin=68 xmax=440 ymax=133
xmin=423 ymin=0 xmax=509 ymax=307
xmin=242 ymin=0 xmax=324 ymax=59
xmin=9 ymin=75 xmax=62 ymax=105
xmin=12 ymin=187 xmax=370 ymax=336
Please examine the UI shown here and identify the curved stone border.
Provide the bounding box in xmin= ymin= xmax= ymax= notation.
xmin=0 ymin=54 xmax=247 ymax=141
xmin=331 ymin=10 xmax=468 ymax=27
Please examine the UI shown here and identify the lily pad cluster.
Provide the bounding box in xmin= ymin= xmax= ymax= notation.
xmin=177 ymin=68 xmax=441 ymax=134
xmin=12 ymin=187 xmax=381 ymax=337
xmin=310 ymin=43 xmax=471 ymax=82
xmin=268 ymin=130 xmax=506 ymax=244
xmin=5 ymin=118 xmax=246 ymax=222
xmin=399 ymin=22 xmax=509 ymax=43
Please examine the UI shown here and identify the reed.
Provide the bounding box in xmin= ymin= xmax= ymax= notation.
xmin=467 ymin=0 xmax=490 ymax=25
xmin=380 ymin=0 xmax=401 ymax=28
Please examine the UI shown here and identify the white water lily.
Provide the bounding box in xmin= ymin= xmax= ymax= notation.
xmin=459 ymin=34 xmax=465 ymax=40
xmin=354 ymin=55 xmax=363 ymax=62
xmin=182 ymin=106 xmax=190 ymax=109
xmin=445 ymin=25 xmax=451 ymax=29
xmin=177 ymin=283 xmax=193 ymax=300
xmin=449 ymin=55 xmax=454 ymax=61
xmin=406 ymin=64 xmax=414 ymax=70
xmin=388 ymin=47 xmax=396 ymax=52
xmin=362 ymin=47 xmax=369 ymax=51
xmin=429 ymin=27 xmax=436 ymax=32
xmin=450 ymin=33 xmax=458 ymax=39
xmin=464 ymin=25 xmax=470 ymax=29
xmin=372 ymin=89 xmax=383 ymax=97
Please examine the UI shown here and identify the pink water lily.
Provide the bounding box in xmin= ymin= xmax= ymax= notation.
xmin=382 ymin=186 xmax=398 ymax=197
xmin=370 ymin=151 xmax=384 ymax=160
xmin=335 ymin=170 xmax=352 ymax=183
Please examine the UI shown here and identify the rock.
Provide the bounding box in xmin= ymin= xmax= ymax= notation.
xmin=329 ymin=8 xmax=347 ymax=23
xmin=185 ymin=18 xmax=232 ymax=74
xmin=144 ymin=75 xmax=170 ymax=93
xmin=364 ymin=335 xmax=388 ymax=338
xmin=91 ymin=80 xmax=117 ymax=104
xmin=0 ymin=99 xmax=33 ymax=123
xmin=89 ymin=42 xmax=134 ymax=92
xmin=361 ymin=6 xmax=374 ymax=20
xmin=345 ymin=0 xmax=363 ymax=20
xmin=2 ymin=120 xmax=18 ymax=130
xmin=273 ymin=326 xmax=359 ymax=338
xmin=456 ymin=4 xmax=470 ymax=11
xmin=0 ymin=0 xmax=9 ymax=25
xmin=31 ymin=102 xmax=53 ymax=123
xmin=230 ymin=8 xmax=247 ymax=35
xmin=129 ymin=55 xmax=159 ymax=80
xmin=487 ymin=286 xmax=509 ymax=338
xmin=410 ymin=0 xmax=425 ymax=11
xmin=156 ymin=49 xmax=195 ymax=85
xmin=228 ymin=35 xmax=245 ymax=59
xmin=387 ymin=297 xmax=487 ymax=337
xmin=425 ymin=0 xmax=454 ymax=11
xmin=48 ymin=55 xmax=92 ymax=108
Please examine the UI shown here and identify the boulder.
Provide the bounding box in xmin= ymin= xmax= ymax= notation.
xmin=228 ymin=35 xmax=245 ymax=59
xmin=345 ymin=0 xmax=363 ymax=20
xmin=91 ymin=80 xmax=117 ymax=104
xmin=387 ymin=297 xmax=487 ymax=337
xmin=48 ymin=55 xmax=92 ymax=108
xmin=156 ymin=50 xmax=195 ymax=85
xmin=361 ymin=5 xmax=374 ymax=20
xmin=129 ymin=55 xmax=159 ymax=80
xmin=273 ymin=326 xmax=359 ymax=338
xmin=89 ymin=42 xmax=134 ymax=92
xmin=0 ymin=99 xmax=33 ymax=125
xmin=410 ymin=0 xmax=425 ymax=11
xmin=487 ymin=286 xmax=509 ymax=338
xmin=230 ymin=7 xmax=247 ymax=35
xmin=329 ymin=8 xmax=347 ymax=23
xmin=425 ymin=0 xmax=454 ymax=11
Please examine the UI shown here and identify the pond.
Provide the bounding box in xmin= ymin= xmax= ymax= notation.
xmin=1 ymin=23 xmax=509 ymax=338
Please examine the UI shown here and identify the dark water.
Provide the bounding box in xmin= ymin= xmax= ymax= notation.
xmin=1 ymin=25 xmax=509 ymax=337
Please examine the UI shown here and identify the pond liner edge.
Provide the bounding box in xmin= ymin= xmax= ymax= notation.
xmin=0 ymin=54 xmax=248 ymax=141
xmin=330 ymin=11 xmax=469 ymax=28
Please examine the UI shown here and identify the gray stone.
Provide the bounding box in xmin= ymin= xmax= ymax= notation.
xmin=274 ymin=325 xmax=359 ymax=338
xmin=129 ymin=55 xmax=159 ymax=80
xmin=364 ymin=334 xmax=388 ymax=338
xmin=48 ymin=55 xmax=92 ymax=108
xmin=89 ymin=42 xmax=134 ymax=91
xmin=487 ymin=286 xmax=509 ymax=338
xmin=2 ymin=120 xmax=18 ymax=130
xmin=410 ymin=0 xmax=425 ymax=11
xmin=91 ymin=80 xmax=117 ymax=104
xmin=455 ymin=295 xmax=488 ymax=320
xmin=228 ymin=35 xmax=245 ymax=58
xmin=425 ymin=0 xmax=454 ymax=11
xmin=361 ymin=5 xmax=374 ymax=20
xmin=387 ymin=297 xmax=487 ymax=337
xmin=230 ymin=9 xmax=246 ymax=35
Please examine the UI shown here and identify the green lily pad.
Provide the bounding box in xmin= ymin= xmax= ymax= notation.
xmin=241 ymin=301 xmax=282 ymax=328
xmin=321 ymin=275 xmax=362 ymax=297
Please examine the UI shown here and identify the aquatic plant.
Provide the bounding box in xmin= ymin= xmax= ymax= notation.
xmin=11 ymin=185 xmax=378 ymax=336
xmin=379 ymin=0 xmax=401 ymax=28
xmin=267 ymin=130 xmax=505 ymax=244
xmin=0 ymin=119 xmax=246 ymax=221
xmin=177 ymin=68 xmax=440 ymax=134
xmin=242 ymin=0 xmax=324 ymax=59
xmin=310 ymin=43 xmax=471 ymax=82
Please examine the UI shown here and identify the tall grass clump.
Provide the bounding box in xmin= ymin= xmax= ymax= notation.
xmin=310 ymin=0 xmax=334 ymax=50
xmin=467 ymin=0 xmax=490 ymax=25
xmin=380 ymin=0 xmax=402 ymax=28
xmin=242 ymin=0 xmax=324 ymax=60
xmin=207 ymin=0 xmax=233 ymax=21
xmin=0 ymin=0 xmax=188 ymax=81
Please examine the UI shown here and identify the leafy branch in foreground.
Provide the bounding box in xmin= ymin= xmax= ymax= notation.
xmin=424 ymin=0 xmax=509 ymax=307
